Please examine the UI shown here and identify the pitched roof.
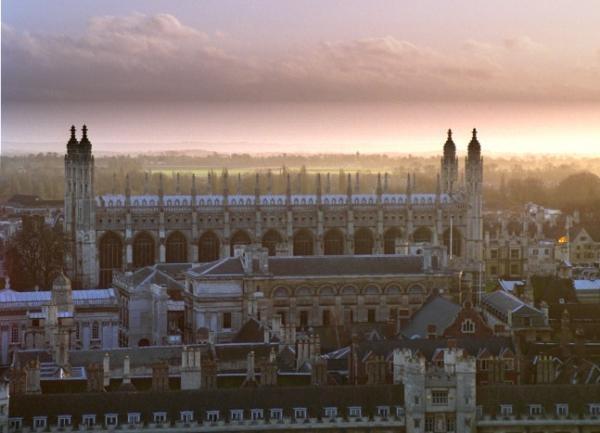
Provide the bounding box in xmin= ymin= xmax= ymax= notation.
xmin=400 ymin=296 xmax=461 ymax=339
xmin=191 ymin=255 xmax=426 ymax=278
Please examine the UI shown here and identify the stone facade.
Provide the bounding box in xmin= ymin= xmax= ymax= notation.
xmin=63 ymin=126 xmax=484 ymax=291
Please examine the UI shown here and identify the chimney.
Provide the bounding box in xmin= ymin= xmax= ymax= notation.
xmin=103 ymin=353 xmax=111 ymax=388
xmin=427 ymin=324 xmax=437 ymax=339
xmin=201 ymin=357 xmax=217 ymax=389
xmin=181 ymin=346 xmax=202 ymax=390
xmin=122 ymin=355 xmax=131 ymax=385
xmin=25 ymin=359 xmax=41 ymax=394
xmin=152 ymin=362 xmax=170 ymax=392
xmin=242 ymin=351 xmax=258 ymax=387
xmin=86 ymin=363 xmax=105 ymax=392
xmin=261 ymin=348 xmax=278 ymax=386
xmin=310 ymin=356 xmax=328 ymax=386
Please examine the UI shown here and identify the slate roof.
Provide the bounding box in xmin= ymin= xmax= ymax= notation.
xmin=0 ymin=288 xmax=117 ymax=309
xmin=190 ymin=255 xmax=425 ymax=278
xmin=9 ymin=384 xmax=405 ymax=425
xmin=400 ymin=296 xmax=461 ymax=339
xmin=482 ymin=290 xmax=543 ymax=318
xmin=477 ymin=384 xmax=600 ymax=416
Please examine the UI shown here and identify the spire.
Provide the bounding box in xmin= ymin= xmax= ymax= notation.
xmin=143 ymin=172 xmax=149 ymax=195
xmin=316 ymin=173 xmax=322 ymax=205
xmin=267 ymin=169 xmax=273 ymax=195
xmin=406 ymin=173 xmax=412 ymax=196
xmin=191 ymin=173 xmax=197 ymax=196
xmin=67 ymin=125 xmax=78 ymax=151
xmin=443 ymin=128 xmax=456 ymax=159
xmin=237 ymin=173 xmax=243 ymax=195
xmin=176 ymin=173 xmax=181 ymax=194
xmin=376 ymin=173 xmax=382 ymax=196
xmin=79 ymin=124 xmax=91 ymax=150
xmin=254 ymin=172 xmax=260 ymax=200
xmin=285 ymin=173 xmax=291 ymax=207
xmin=222 ymin=169 xmax=229 ymax=203
xmin=468 ymin=127 xmax=481 ymax=159
xmin=125 ymin=174 xmax=131 ymax=206
xmin=346 ymin=173 xmax=353 ymax=201
xmin=326 ymin=173 xmax=331 ymax=194
xmin=158 ymin=173 xmax=164 ymax=206
xmin=111 ymin=173 xmax=117 ymax=194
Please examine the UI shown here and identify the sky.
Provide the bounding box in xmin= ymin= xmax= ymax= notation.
xmin=2 ymin=0 xmax=600 ymax=155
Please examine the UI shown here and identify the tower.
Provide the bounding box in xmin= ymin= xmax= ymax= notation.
xmin=441 ymin=129 xmax=458 ymax=194
xmin=465 ymin=128 xmax=484 ymax=277
xmin=64 ymin=125 xmax=97 ymax=288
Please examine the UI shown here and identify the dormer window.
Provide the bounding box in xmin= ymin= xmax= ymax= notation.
xmin=377 ymin=406 xmax=389 ymax=417
xmin=589 ymin=404 xmax=600 ymax=416
xmin=105 ymin=414 xmax=118 ymax=426
xmin=294 ymin=408 xmax=307 ymax=419
xmin=270 ymin=408 xmax=283 ymax=420
xmin=250 ymin=409 xmax=264 ymax=420
xmin=127 ymin=413 xmax=140 ymax=425
xmin=180 ymin=411 xmax=194 ymax=423
xmin=57 ymin=415 xmax=72 ymax=428
xmin=206 ymin=411 xmax=219 ymax=422
xmin=324 ymin=407 xmax=337 ymax=418
xmin=33 ymin=417 xmax=47 ymax=429
xmin=348 ymin=407 xmax=362 ymax=418
xmin=230 ymin=409 xmax=244 ymax=421
xmin=556 ymin=404 xmax=568 ymax=417
xmin=529 ymin=404 xmax=542 ymax=416
xmin=500 ymin=405 xmax=513 ymax=416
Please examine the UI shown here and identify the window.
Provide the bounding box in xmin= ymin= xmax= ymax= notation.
xmin=503 ymin=359 xmax=514 ymax=371
xmin=9 ymin=419 xmax=22 ymax=430
xmin=278 ymin=312 xmax=286 ymax=325
xmin=230 ymin=410 xmax=243 ymax=421
xmin=414 ymin=395 xmax=420 ymax=405
xmin=223 ymin=312 xmax=232 ymax=330
xmin=510 ymin=263 xmax=519 ymax=275
xmin=127 ymin=413 xmax=140 ymax=425
xmin=322 ymin=310 xmax=331 ymax=326
xmin=250 ymin=409 xmax=264 ymax=420
xmin=367 ymin=309 xmax=376 ymax=323
xmin=348 ymin=407 xmax=362 ymax=417
xmin=432 ymin=390 xmax=449 ymax=405
xmin=180 ymin=411 xmax=193 ymax=423
xmin=270 ymin=409 xmax=283 ymax=421
xmin=446 ymin=415 xmax=456 ymax=432
xmin=532 ymin=248 xmax=539 ymax=256
xmin=510 ymin=249 xmax=519 ymax=259
xmin=490 ymin=249 xmax=498 ymax=259
xmin=294 ymin=408 xmax=307 ymax=419
xmin=153 ymin=412 xmax=167 ymax=424
xmin=413 ymin=418 xmax=421 ymax=429
xmin=590 ymin=404 xmax=600 ymax=416
xmin=461 ymin=319 xmax=475 ymax=334
xmin=478 ymin=359 xmax=489 ymax=371
xmin=425 ymin=415 xmax=435 ymax=432
xmin=105 ymin=414 xmax=118 ymax=426
xmin=11 ymin=325 xmax=19 ymax=344
xmin=33 ymin=417 xmax=47 ymax=429
xmin=81 ymin=415 xmax=96 ymax=427
xmin=206 ymin=411 xmax=219 ymax=422
xmin=500 ymin=405 xmax=513 ymax=416
xmin=395 ymin=407 xmax=405 ymax=417
xmin=324 ymin=407 xmax=337 ymax=418
xmin=490 ymin=265 xmax=497 ymax=275
xmin=299 ymin=310 xmax=309 ymax=327
xmin=377 ymin=406 xmax=389 ymax=418
xmin=556 ymin=404 xmax=568 ymax=416
xmin=529 ymin=404 xmax=542 ymax=416
xmin=92 ymin=322 xmax=100 ymax=340
xmin=57 ymin=415 xmax=71 ymax=428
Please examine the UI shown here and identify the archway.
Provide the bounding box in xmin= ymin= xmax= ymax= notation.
xmin=293 ymin=229 xmax=314 ymax=256
xmin=413 ymin=227 xmax=433 ymax=243
xmin=198 ymin=231 xmax=220 ymax=262
xmin=98 ymin=231 xmax=123 ymax=288
xmin=132 ymin=232 xmax=155 ymax=269
xmin=383 ymin=227 xmax=402 ymax=254
xmin=165 ymin=231 xmax=188 ymax=263
xmin=323 ymin=229 xmax=344 ymax=255
xmin=354 ymin=227 xmax=374 ymax=255
xmin=230 ymin=230 xmax=251 ymax=256
xmin=443 ymin=227 xmax=462 ymax=257
xmin=262 ymin=229 xmax=283 ymax=256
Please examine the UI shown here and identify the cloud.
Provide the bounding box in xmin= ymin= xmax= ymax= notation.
xmin=2 ymin=13 xmax=600 ymax=103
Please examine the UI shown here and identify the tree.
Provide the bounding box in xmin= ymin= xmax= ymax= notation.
xmin=5 ymin=216 xmax=64 ymax=290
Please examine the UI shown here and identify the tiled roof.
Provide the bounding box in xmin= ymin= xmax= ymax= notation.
xmin=400 ymin=296 xmax=461 ymax=339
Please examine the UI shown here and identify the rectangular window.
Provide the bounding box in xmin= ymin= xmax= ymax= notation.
xmin=278 ymin=312 xmax=286 ymax=325
xmin=206 ymin=411 xmax=219 ymax=422
xmin=294 ymin=408 xmax=307 ymax=419
xmin=250 ymin=409 xmax=264 ymax=420
xmin=33 ymin=417 xmax=47 ymax=429
xmin=9 ymin=419 xmax=23 ymax=430
xmin=389 ymin=308 xmax=398 ymax=321
xmin=510 ymin=249 xmax=519 ymax=259
xmin=230 ymin=410 xmax=243 ymax=421
xmin=590 ymin=404 xmax=600 ymax=416
xmin=324 ymin=407 xmax=337 ymax=418
xmin=270 ymin=409 xmax=283 ymax=420
xmin=446 ymin=415 xmax=456 ymax=432
xmin=57 ymin=416 xmax=71 ymax=428
xmin=348 ymin=407 xmax=362 ymax=417
xmin=127 ymin=413 xmax=140 ymax=425
xmin=377 ymin=406 xmax=389 ymax=418
xmin=425 ymin=415 xmax=435 ymax=432
xmin=413 ymin=418 xmax=421 ymax=429
xmin=153 ymin=412 xmax=167 ymax=424
xmin=81 ymin=415 xmax=96 ymax=427
xmin=500 ymin=405 xmax=513 ymax=416
xmin=300 ymin=310 xmax=309 ymax=327
xmin=490 ymin=249 xmax=498 ymax=259
xmin=556 ymin=404 xmax=568 ymax=416
xmin=223 ymin=312 xmax=232 ymax=330
xmin=105 ymin=414 xmax=118 ymax=426
xmin=478 ymin=359 xmax=489 ymax=371
xmin=367 ymin=309 xmax=376 ymax=323
xmin=180 ymin=411 xmax=193 ymax=423
xmin=529 ymin=404 xmax=542 ymax=416
xmin=432 ymin=390 xmax=449 ymax=405
xmin=322 ymin=310 xmax=331 ymax=326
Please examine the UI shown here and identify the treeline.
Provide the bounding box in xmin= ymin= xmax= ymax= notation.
xmin=3 ymin=152 xmax=600 ymax=212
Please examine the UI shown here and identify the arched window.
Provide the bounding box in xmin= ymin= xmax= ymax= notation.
xmin=230 ymin=230 xmax=251 ymax=256
xmin=461 ymin=319 xmax=475 ymax=334
xmin=133 ymin=232 xmax=155 ymax=269
xmin=324 ymin=229 xmax=344 ymax=255
xmin=443 ymin=228 xmax=462 ymax=257
xmin=413 ymin=227 xmax=433 ymax=243
xmin=98 ymin=231 xmax=123 ymax=288
xmin=354 ymin=227 xmax=374 ymax=255
xmin=198 ymin=231 xmax=220 ymax=262
xmin=165 ymin=231 xmax=188 ymax=263
xmin=262 ymin=230 xmax=283 ymax=256
xmin=383 ymin=228 xmax=402 ymax=254
xmin=293 ymin=229 xmax=314 ymax=256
